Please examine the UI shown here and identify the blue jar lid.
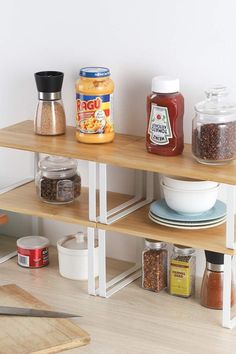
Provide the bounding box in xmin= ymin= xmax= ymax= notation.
xmin=80 ymin=67 xmax=110 ymax=78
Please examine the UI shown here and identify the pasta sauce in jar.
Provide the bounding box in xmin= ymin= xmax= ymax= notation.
xmin=146 ymin=76 xmax=184 ymax=156
xmin=76 ymin=67 xmax=115 ymax=143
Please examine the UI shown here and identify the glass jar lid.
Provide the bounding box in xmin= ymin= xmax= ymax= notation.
xmin=145 ymin=239 xmax=166 ymax=250
xmin=80 ymin=67 xmax=110 ymax=78
xmin=173 ymin=244 xmax=194 ymax=255
xmin=38 ymin=156 xmax=78 ymax=178
xmin=195 ymin=86 xmax=236 ymax=115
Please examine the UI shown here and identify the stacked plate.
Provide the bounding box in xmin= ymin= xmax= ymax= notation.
xmin=149 ymin=199 xmax=226 ymax=230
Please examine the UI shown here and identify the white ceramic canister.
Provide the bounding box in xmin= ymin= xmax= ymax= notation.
xmin=57 ymin=232 xmax=99 ymax=280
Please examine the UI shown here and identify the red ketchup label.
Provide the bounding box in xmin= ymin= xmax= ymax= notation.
xmin=17 ymin=247 xmax=49 ymax=268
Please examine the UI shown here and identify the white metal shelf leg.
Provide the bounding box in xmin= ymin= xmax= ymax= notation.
xmin=98 ymin=229 xmax=107 ymax=297
xmin=146 ymin=171 xmax=154 ymax=201
xmin=89 ymin=162 xmax=97 ymax=222
xmin=32 ymin=152 xmax=40 ymax=234
xmin=99 ymin=163 xmax=107 ymax=224
xmin=226 ymin=184 xmax=236 ymax=249
xmin=223 ymin=255 xmax=233 ymax=328
xmin=87 ymin=227 xmax=96 ymax=295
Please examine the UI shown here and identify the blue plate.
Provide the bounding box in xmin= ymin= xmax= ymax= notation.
xmin=149 ymin=199 xmax=226 ymax=222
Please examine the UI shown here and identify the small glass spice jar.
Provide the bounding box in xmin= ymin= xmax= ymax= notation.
xmin=169 ymin=244 xmax=196 ymax=298
xmin=142 ymin=239 xmax=167 ymax=292
xmin=35 ymin=156 xmax=81 ymax=204
xmin=192 ymin=86 xmax=236 ymax=165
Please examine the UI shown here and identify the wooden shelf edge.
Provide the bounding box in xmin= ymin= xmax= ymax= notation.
xmin=97 ymin=206 xmax=236 ymax=256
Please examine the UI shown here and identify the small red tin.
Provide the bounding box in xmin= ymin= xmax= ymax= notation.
xmin=17 ymin=236 xmax=49 ymax=268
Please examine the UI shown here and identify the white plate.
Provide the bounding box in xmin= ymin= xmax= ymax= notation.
xmin=148 ymin=211 xmax=226 ymax=226
xmin=148 ymin=213 xmax=226 ymax=230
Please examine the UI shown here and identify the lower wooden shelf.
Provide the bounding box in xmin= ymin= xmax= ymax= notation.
xmin=98 ymin=205 xmax=236 ymax=256
xmin=0 ymin=182 xmax=131 ymax=228
xmin=0 ymin=182 xmax=234 ymax=255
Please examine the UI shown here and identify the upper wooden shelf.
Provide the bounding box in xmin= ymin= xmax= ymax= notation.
xmin=98 ymin=205 xmax=236 ymax=255
xmin=0 ymin=120 xmax=236 ymax=184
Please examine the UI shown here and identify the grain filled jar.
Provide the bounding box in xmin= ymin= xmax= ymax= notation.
xmin=75 ymin=67 xmax=114 ymax=144
xmin=142 ymin=239 xmax=167 ymax=292
xmin=192 ymin=86 xmax=236 ymax=165
xmin=35 ymin=156 xmax=81 ymax=204
xmin=169 ymin=245 xmax=196 ymax=298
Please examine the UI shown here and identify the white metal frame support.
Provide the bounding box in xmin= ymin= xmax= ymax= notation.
xmin=222 ymin=254 xmax=236 ymax=329
xmin=89 ymin=162 xmax=97 ymax=222
xmin=98 ymin=163 xmax=154 ymax=225
xmin=32 ymin=152 xmax=40 ymax=234
xmin=95 ymin=228 xmax=141 ymax=298
xmin=87 ymin=226 xmax=96 ymax=296
xmin=226 ymin=184 xmax=236 ymax=249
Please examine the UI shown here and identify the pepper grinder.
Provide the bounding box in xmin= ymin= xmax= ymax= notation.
xmin=34 ymin=71 xmax=66 ymax=136
xmin=200 ymin=251 xmax=235 ymax=310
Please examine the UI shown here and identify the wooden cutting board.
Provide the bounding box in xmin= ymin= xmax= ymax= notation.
xmin=0 ymin=284 xmax=90 ymax=354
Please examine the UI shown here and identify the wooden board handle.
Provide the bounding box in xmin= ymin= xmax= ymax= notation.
xmin=0 ymin=214 xmax=8 ymax=225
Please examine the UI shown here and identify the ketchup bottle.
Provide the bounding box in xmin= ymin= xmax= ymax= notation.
xmin=146 ymin=76 xmax=184 ymax=156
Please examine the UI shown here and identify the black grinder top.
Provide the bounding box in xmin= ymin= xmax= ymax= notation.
xmin=34 ymin=71 xmax=64 ymax=93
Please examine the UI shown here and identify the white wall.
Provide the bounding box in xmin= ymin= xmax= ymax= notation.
xmin=1 ymin=0 xmax=236 ymax=275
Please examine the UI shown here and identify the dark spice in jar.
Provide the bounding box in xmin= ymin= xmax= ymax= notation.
xmin=40 ymin=174 xmax=81 ymax=203
xmin=142 ymin=240 xmax=167 ymax=292
xmin=192 ymin=122 xmax=236 ymax=162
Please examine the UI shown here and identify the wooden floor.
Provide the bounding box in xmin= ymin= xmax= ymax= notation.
xmin=0 ymin=245 xmax=235 ymax=354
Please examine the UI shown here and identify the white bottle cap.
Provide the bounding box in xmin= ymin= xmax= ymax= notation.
xmin=152 ymin=76 xmax=180 ymax=93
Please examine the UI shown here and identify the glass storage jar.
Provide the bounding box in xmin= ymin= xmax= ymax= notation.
xmin=142 ymin=239 xmax=167 ymax=292
xmin=169 ymin=244 xmax=196 ymax=298
xmin=35 ymin=156 xmax=81 ymax=204
xmin=192 ymin=86 xmax=236 ymax=165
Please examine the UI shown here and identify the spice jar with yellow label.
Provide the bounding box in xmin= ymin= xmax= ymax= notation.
xmin=169 ymin=245 xmax=196 ymax=298
xmin=75 ymin=67 xmax=115 ymax=144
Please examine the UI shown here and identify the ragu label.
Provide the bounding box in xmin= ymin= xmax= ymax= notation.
xmin=148 ymin=104 xmax=173 ymax=145
xmin=76 ymin=93 xmax=114 ymax=134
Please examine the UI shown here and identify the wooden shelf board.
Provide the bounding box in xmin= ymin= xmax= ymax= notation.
xmin=0 ymin=182 xmax=132 ymax=227
xmin=1 ymin=120 xmax=236 ymax=184
xmin=1 ymin=182 xmax=233 ymax=254
xmin=0 ymin=120 xmax=140 ymax=162
xmin=98 ymin=205 xmax=236 ymax=255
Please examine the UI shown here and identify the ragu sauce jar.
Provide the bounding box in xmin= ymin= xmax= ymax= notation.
xmin=17 ymin=236 xmax=49 ymax=268
xmin=146 ymin=76 xmax=184 ymax=156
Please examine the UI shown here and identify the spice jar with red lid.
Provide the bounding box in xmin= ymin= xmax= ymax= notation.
xmin=146 ymin=76 xmax=184 ymax=156
xmin=200 ymin=250 xmax=235 ymax=310
xmin=192 ymin=86 xmax=236 ymax=165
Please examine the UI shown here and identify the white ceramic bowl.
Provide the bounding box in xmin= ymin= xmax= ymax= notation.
xmin=162 ymin=175 xmax=218 ymax=191
xmin=161 ymin=181 xmax=219 ymax=215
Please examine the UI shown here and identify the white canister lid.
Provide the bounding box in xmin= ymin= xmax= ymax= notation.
xmin=152 ymin=76 xmax=179 ymax=93
xmin=17 ymin=236 xmax=49 ymax=250
xmin=60 ymin=232 xmax=98 ymax=250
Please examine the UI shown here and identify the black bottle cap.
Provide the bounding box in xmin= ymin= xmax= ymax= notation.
xmin=205 ymin=250 xmax=224 ymax=265
xmin=34 ymin=71 xmax=64 ymax=93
